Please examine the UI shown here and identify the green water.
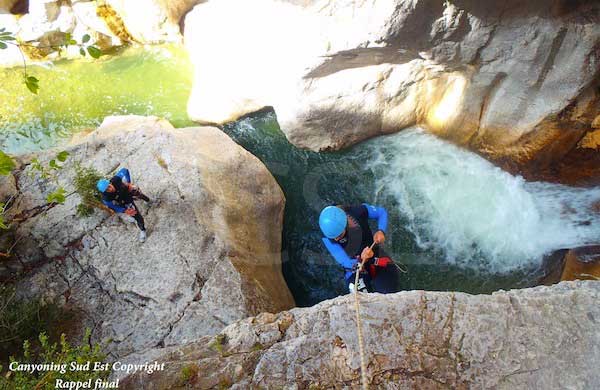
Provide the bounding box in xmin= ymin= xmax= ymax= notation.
xmin=223 ymin=113 xmax=540 ymax=306
xmin=0 ymin=45 xmax=194 ymax=154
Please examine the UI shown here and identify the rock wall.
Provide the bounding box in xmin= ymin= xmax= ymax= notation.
xmin=122 ymin=281 xmax=600 ymax=389
xmin=102 ymin=0 xmax=203 ymax=43
xmin=185 ymin=0 xmax=600 ymax=184
xmin=0 ymin=116 xmax=294 ymax=359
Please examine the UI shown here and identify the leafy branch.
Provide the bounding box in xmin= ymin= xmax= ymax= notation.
xmin=0 ymin=27 xmax=102 ymax=94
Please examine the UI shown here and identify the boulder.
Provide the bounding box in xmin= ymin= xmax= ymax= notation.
xmin=185 ymin=0 xmax=600 ymax=184
xmin=102 ymin=0 xmax=206 ymax=44
xmin=2 ymin=115 xmax=294 ymax=359
xmin=102 ymin=0 xmax=187 ymax=43
xmin=121 ymin=281 xmax=600 ymax=389
xmin=0 ymin=0 xmax=201 ymax=66
xmin=0 ymin=0 xmax=19 ymax=13
xmin=0 ymin=0 xmax=124 ymax=66
xmin=540 ymin=246 xmax=600 ymax=285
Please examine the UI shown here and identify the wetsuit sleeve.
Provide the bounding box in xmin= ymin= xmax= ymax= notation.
xmin=102 ymin=198 xmax=126 ymax=213
xmin=322 ymin=238 xmax=357 ymax=269
xmin=362 ymin=203 xmax=388 ymax=233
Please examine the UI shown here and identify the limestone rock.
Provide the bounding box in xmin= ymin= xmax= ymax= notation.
xmin=185 ymin=0 xmax=600 ymax=184
xmin=121 ymin=281 xmax=600 ymax=389
xmin=0 ymin=0 xmax=19 ymax=13
xmin=4 ymin=115 xmax=294 ymax=359
xmin=0 ymin=0 xmax=200 ymax=66
xmin=0 ymin=0 xmax=124 ymax=66
xmin=100 ymin=0 xmax=202 ymax=43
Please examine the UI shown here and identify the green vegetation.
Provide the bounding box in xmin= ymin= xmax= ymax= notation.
xmin=0 ymin=330 xmax=109 ymax=390
xmin=179 ymin=363 xmax=199 ymax=384
xmin=0 ymin=28 xmax=102 ymax=94
xmin=218 ymin=378 xmax=233 ymax=389
xmin=0 ymin=285 xmax=61 ymax=363
xmin=28 ymin=150 xmax=70 ymax=205
xmin=250 ymin=342 xmax=264 ymax=352
xmin=210 ymin=334 xmax=228 ymax=355
xmin=73 ymin=165 xmax=103 ymax=217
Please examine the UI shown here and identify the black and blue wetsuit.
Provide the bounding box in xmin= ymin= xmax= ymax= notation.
xmin=321 ymin=204 xmax=389 ymax=292
xmin=101 ymin=168 xmax=149 ymax=231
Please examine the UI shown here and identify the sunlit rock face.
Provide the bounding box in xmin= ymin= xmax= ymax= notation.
xmin=185 ymin=0 xmax=600 ymax=183
xmin=103 ymin=0 xmax=202 ymax=43
xmin=121 ymin=281 xmax=600 ymax=389
xmin=0 ymin=0 xmax=18 ymax=13
xmin=0 ymin=0 xmax=199 ymax=66
xmin=0 ymin=0 xmax=123 ymax=66
xmin=0 ymin=116 xmax=294 ymax=359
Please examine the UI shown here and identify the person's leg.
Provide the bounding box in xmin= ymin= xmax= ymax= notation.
xmin=372 ymin=249 xmax=400 ymax=293
xmin=131 ymin=203 xmax=147 ymax=243
xmin=132 ymin=203 xmax=145 ymax=231
xmin=132 ymin=188 xmax=150 ymax=202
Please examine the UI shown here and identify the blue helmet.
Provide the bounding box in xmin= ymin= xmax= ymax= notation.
xmin=319 ymin=206 xmax=347 ymax=239
xmin=97 ymin=179 xmax=110 ymax=193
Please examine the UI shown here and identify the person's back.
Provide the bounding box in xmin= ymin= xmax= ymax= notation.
xmin=101 ymin=175 xmax=135 ymax=207
xmin=97 ymin=168 xmax=150 ymax=243
xmin=319 ymin=204 xmax=399 ymax=294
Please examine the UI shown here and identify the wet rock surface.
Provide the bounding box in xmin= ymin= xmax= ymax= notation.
xmin=540 ymin=246 xmax=600 ymax=285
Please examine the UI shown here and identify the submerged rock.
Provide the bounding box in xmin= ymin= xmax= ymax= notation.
xmin=121 ymin=281 xmax=600 ymax=389
xmin=185 ymin=0 xmax=600 ymax=184
xmin=1 ymin=115 xmax=294 ymax=359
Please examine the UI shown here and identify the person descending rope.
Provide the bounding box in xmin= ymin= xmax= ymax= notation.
xmin=319 ymin=204 xmax=400 ymax=294
xmin=97 ymin=168 xmax=150 ymax=243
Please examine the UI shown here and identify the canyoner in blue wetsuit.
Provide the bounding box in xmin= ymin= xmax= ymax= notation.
xmin=96 ymin=168 xmax=151 ymax=243
xmin=319 ymin=204 xmax=400 ymax=294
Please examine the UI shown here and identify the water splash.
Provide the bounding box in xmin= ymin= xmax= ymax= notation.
xmin=368 ymin=128 xmax=600 ymax=273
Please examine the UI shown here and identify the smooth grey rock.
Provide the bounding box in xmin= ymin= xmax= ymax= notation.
xmin=122 ymin=281 xmax=600 ymax=389
xmin=185 ymin=0 xmax=600 ymax=179
xmin=7 ymin=115 xmax=294 ymax=359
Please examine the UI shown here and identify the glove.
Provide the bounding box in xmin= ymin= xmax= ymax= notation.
xmin=374 ymin=257 xmax=392 ymax=267
xmin=125 ymin=207 xmax=137 ymax=216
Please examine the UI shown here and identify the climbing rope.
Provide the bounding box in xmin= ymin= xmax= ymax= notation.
xmin=353 ymin=242 xmax=409 ymax=389
xmin=354 ymin=261 xmax=369 ymax=390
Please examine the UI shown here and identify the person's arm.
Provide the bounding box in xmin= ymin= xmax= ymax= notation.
xmin=130 ymin=187 xmax=149 ymax=201
xmin=362 ymin=203 xmax=388 ymax=233
xmin=102 ymin=199 xmax=126 ymax=213
xmin=322 ymin=238 xmax=357 ymax=269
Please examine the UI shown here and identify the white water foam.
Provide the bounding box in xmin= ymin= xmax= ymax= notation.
xmin=368 ymin=128 xmax=600 ymax=273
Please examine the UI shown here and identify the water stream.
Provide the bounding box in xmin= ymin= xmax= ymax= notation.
xmin=224 ymin=113 xmax=600 ymax=306
xmin=2 ymin=46 xmax=599 ymax=307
